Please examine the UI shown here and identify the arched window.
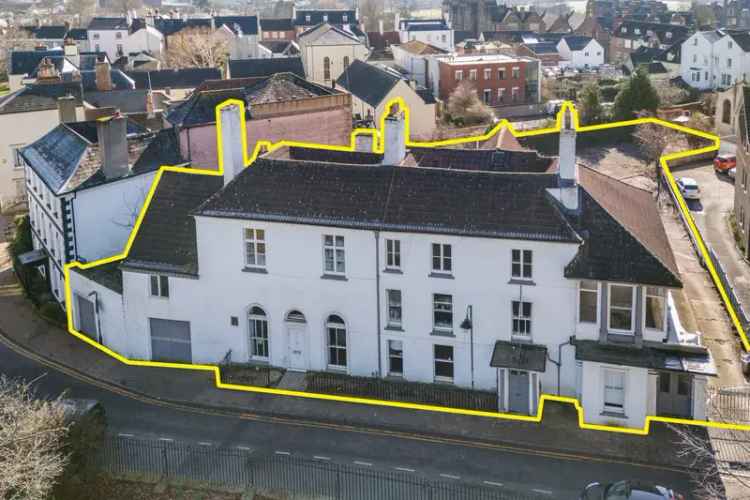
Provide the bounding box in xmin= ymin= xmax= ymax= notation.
xmin=343 ymin=56 xmax=350 ymax=69
xmin=722 ymin=99 xmax=732 ymax=124
xmin=249 ymin=306 xmax=269 ymax=360
xmin=323 ymin=57 xmax=331 ymax=81
xmin=326 ymin=315 xmax=347 ymax=368
xmin=286 ymin=310 xmax=306 ymax=323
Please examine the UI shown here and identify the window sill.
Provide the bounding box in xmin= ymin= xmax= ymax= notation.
xmin=385 ymin=374 xmax=404 ymax=380
xmin=434 ymin=378 xmax=454 ymax=385
xmin=508 ymin=278 xmax=535 ymax=286
xmin=382 ymin=268 xmax=403 ymax=274
xmin=606 ymin=333 xmax=636 ymax=344
xmin=242 ymin=266 xmax=268 ymax=274
xmin=431 ymin=329 xmax=455 ymax=337
xmin=321 ymin=273 xmax=348 ymax=281
xmin=384 ymin=325 xmax=404 ymax=332
xmin=429 ymin=272 xmax=454 ymax=279
xmin=511 ymin=335 xmax=532 ymax=343
xmin=327 ymin=366 xmax=347 ymax=373
xmin=600 ymin=410 xmax=627 ymax=419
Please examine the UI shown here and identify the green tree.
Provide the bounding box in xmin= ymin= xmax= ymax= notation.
xmin=578 ymin=83 xmax=605 ymax=125
xmin=612 ymin=68 xmax=660 ymax=121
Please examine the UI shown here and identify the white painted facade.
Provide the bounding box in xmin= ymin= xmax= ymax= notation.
xmin=298 ymin=25 xmax=370 ymax=86
xmin=391 ymin=45 xmax=433 ymax=87
xmin=556 ymin=38 xmax=605 ymax=69
xmin=124 ymin=26 xmax=165 ymax=57
xmin=398 ymin=20 xmax=454 ymax=52
xmin=88 ymin=27 xmax=129 ymax=61
xmin=680 ymin=31 xmax=750 ymax=90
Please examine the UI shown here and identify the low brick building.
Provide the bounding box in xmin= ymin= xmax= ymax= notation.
xmin=164 ymin=73 xmax=352 ymax=169
xmin=431 ymin=54 xmax=540 ymax=108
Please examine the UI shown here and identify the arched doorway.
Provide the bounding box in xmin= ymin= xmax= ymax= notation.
xmin=285 ymin=310 xmax=308 ymax=371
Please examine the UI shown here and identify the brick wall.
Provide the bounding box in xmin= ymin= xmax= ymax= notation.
xmin=438 ymin=60 xmax=528 ymax=107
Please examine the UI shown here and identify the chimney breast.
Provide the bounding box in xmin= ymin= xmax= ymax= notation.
xmin=382 ymin=105 xmax=407 ymax=166
xmin=57 ymin=95 xmax=77 ymax=123
xmin=556 ymin=106 xmax=579 ymax=211
xmin=355 ymin=132 xmax=374 ymax=152
xmin=97 ymin=114 xmax=130 ymax=180
xmin=219 ymin=103 xmax=246 ymax=186
xmin=95 ymin=60 xmax=113 ymax=91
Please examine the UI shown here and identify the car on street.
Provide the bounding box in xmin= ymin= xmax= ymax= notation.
xmin=676 ymin=177 xmax=700 ymax=199
xmin=729 ymin=167 xmax=736 ymax=180
xmin=714 ymin=154 xmax=737 ymax=173
xmin=580 ymin=480 xmax=684 ymax=500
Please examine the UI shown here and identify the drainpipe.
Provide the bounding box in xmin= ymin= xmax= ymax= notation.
xmin=548 ymin=336 xmax=574 ymax=395
xmin=375 ymin=230 xmax=382 ymax=377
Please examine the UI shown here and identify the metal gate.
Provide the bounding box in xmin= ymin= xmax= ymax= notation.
xmin=76 ymin=295 xmax=97 ymax=340
xmin=657 ymin=372 xmax=692 ymax=418
xmin=149 ymin=318 xmax=192 ymax=363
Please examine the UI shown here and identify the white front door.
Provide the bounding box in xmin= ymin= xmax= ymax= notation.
xmin=287 ymin=324 xmax=308 ymax=371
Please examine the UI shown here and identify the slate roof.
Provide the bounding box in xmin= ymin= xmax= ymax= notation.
xmin=367 ymin=31 xmax=400 ymax=51
xmin=194 ymin=159 xmax=580 ymax=242
xmin=78 ymin=68 xmax=135 ymax=91
xmin=613 ymin=21 xmax=689 ymax=44
xmin=401 ymin=21 xmax=450 ymax=32
xmin=298 ymin=22 xmax=362 ymax=44
xmin=727 ymin=30 xmax=750 ymax=51
xmin=259 ymin=40 xmax=299 ymax=55
xmin=20 ymin=121 xmax=182 ymax=196
xmin=561 ymin=35 xmax=594 ymax=51
xmin=74 ymin=261 xmax=123 ymax=294
xmin=260 ymin=18 xmax=294 ymax=31
xmin=294 ymin=9 xmax=356 ymax=26
xmin=0 ymin=83 xmax=82 ymax=115
xmin=28 ymin=25 xmax=69 ymax=39
xmin=166 ymin=72 xmax=334 ymax=127
xmin=396 ymin=39 xmax=447 ymax=55
xmin=126 ymin=67 xmax=222 ymax=90
xmin=565 ymin=166 xmax=681 ymax=287
xmin=214 ymin=16 xmax=259 ymax=35
xmin=84 ymin=89 xmax=150 ymax=114
xmin=490 ymin=341 xmax=548 ymax=372
xmin=88 ymin=17 xmax=129 ymax=30
xmin=10 ymin=49 xmax=64 ymax=75
xmin=403 ymin=147 xmax=556 ymax=173
xmin=574 ymin=339 xmax=716 ymax=376
xmin=228 ymin=57 xmax=305 ymax=79
xmin=124 ymin=171 xmax=223 ymax=275
xmin=67 ymin=28 xmax=88 ymax=40
xmin=523 ymin=42 xmax=559 ymax=55
xmin=336 ymin=59 xmax=400 ymax=107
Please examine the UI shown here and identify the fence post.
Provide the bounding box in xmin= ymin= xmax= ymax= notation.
xmin=336 ymin=463 xmax=342 ymax=500
xmin=161 ymin=440 xmax=169 ymax=481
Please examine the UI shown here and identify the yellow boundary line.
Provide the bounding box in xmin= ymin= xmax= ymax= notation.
xmin=60 ymin=98 xmax=750 ymax=436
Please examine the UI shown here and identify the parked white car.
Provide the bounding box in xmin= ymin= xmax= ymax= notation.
xmin=676 ymin=177 xmax=700 ymax=200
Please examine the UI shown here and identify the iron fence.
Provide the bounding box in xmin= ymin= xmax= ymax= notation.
xmin=306 ymin=371 xmax=498 ymax=412
xmin=92 ymin=435 xmax=544 ymax=500
xmin=708 ymin=387 xmax=750 ymax=425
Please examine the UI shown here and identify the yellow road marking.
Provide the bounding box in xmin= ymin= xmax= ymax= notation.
xmin=59 ymin=99 xmax=750 ymax=435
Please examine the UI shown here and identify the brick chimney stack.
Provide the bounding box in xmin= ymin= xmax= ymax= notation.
xmin=97 ymin=113 xmax=130 ymax=180
xmin=95 ymin=60 xmax=113 ymax=92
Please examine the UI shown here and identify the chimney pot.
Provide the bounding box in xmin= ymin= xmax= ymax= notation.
xmin=95 ymin=60 xmax=113 ymax=91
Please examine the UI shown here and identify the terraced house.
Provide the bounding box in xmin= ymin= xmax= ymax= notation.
xmin=67 ymin=105 xmax=715 ymax=429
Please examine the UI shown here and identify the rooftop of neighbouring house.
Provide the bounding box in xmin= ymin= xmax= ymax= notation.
xmin=228 ymin=57 xmax=305 ymax=79
xmin=259 ymin=40 xmax=300 ymax=56
xmin=294 ymin=9 xmax=357 ymax=26
xmin=396 ymin=39 xmax=448 ymax=55
xmin=87 ymin=17 xmax=129 ymax=31
xmin=437 ymin=53 xmax=530 ymax=66
xmin=165 ymin=72 xmax=339 ymax=127
xmin=260 ymin=18 xmax=294 ymax=31
xmin=297 ymin=22 xmax=363 ymax=44
xmin=0 ymin=82 xmax=82 ymax=115
xmin=214 ymin=15 xmax=259 ymax=35
xmin=125 ymin=67 xmax=222 ymax=90
xmin=20 ymin=119 xmax=185 ymax=195
xmin=398 ymin=18 xmax=450 ymax=31
xmin=335 ymin=60 xmax=435 ymax=108
xmin=560 ymin=35 xmax=595 ymax=51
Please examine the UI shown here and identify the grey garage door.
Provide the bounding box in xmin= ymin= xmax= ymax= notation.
xmin=76 ymin=295 xmax=97 ymax=340
xmin=149 ymin=318 xmax=192 ymax=363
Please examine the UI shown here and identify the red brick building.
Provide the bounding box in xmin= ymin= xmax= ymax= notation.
xmin=260 ymin=18 xmax=296 ymax=41
xmin=435 ymin=54 xmax=540 ymax=108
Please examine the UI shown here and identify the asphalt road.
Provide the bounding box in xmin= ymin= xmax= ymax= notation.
xmin=0 ymin=339 xmax=700 ymax=499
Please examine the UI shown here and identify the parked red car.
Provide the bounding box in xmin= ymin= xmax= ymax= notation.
xmin=714 ymin=154 xmax=737 ymax=173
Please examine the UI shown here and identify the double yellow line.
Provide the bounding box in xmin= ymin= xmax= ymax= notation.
xmin=60 ymin=99 xmax=750 ymax=435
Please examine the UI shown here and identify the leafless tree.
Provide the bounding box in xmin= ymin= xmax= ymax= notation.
xmin=633 ymin=120 xmax=675 ymax=197
xmin=0 ymin=375 xmax=68 ymax=500
xmin=447 ymin=80 xmax=495 ymax=127
xmin=0 ymin=26 xmax=36 ymax=78
xmin=653 ymin=79 xmax=691 ymax=107
xmin=65 ymin=0 xmax=97 ymax=24
xmin=160 ymin=27 xmax=229 ymax=69
xmin=670 ymin=388 xmax=750 ymax=500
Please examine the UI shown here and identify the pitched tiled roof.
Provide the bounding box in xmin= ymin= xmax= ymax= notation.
xmin=367 ymin=31 xmax=400 ymax=51
xmin=76 ymin=68 xmax=135 ymax=91
xmin=194 ymin=159 xmax=580 ymax=242
xmin=574 ymin=339 xmax=715 ymax=375
xmin=10 ymin=49 xmax=64 ymax=75
xmin=124 ymin=171 xmax=223 ymax=275
xmin=298 ymin=22 xmax=362 ymax=44
xmin=294 ymin=9 xmax=356 ymax=26
xmin=74 ymin=261 xmax=123 ymax=294
xmin=84 ymin=89 xmax=150 ymax=113
xmin=88 ymin=17 xmax=129 ymax=30
xmin=403 ymin=146 xmax=556 ymax=173
xmin=523 ymin=42 xmax=559 ymax=55
xmin=0 ymin=83 xmax=82 ymax=115
xmin=67 ymin=28 xmax=88 ymax=40
xmin=564 ymin=166 xmax=681 ymax=287
xmin=215 ymin=16 xmax=259 ymax=35
xmin=126 ymin=67 xmax=222 ymax=90
xmin=228 ymin=57 xmax=305 ymax=79
xmin=561 ymin=35 xmax=594 ymax=51
xmin=260 ymin=18 xmax=294 ymax=31
xmin=259 ymin=40 xmax=299 ymax=55
xmin=396 ymin=39 xmax=447 ymax=55
xmin=20 ymin=121 xmax=181 ymax=195
xmin=490 ymin=341 xmax=548 ymax=372
xmin=727 ymin=30 xmax=750 ymax=52
xmin=336 ymin=60 xmax=400 ymax=107
xmin=28 ymin=25 xmax=69 ymax=39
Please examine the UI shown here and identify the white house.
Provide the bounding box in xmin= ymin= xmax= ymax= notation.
xmin=87 ymin=17 xmax=130 ymax=61
xmin=680 ymin=30 xmax=750 ymax=91
xmin=67 ymin=105 xmax=715 ymax=429
xmin=20 ymin=115 xmax=187 ymax=304
xmin=124 ymin=25 xmax=164 ymax=57
xmin=391 ymin=40 xmax=448 ymax=88
xmin=298 ymin=23 xmax=370 ymax=86
xmin=397 ymin=17 xmax=454 ymax=53
xmin=215 ymin=16 xmax=261 ymax=60
xmin=556 ymin=36 xmax=604 ymax=70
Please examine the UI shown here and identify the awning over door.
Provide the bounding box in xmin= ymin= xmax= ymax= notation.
xmin=17 ymin=248 xmax=46 ymax=266
xmin=490 ymin=341 xmax=548 ymax=373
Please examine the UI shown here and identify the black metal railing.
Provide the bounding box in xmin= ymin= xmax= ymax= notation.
xmin=306 ymin=371 xmax=498 ymax=412
xmin=91 ymin=435 xmax=545 ymax=500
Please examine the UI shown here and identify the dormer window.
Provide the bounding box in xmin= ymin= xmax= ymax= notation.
xmin=621 ymin=27 xmax=627 ymax=33
xmin=305 ymin=14 xmax=311 ymax=22
xmin=634 ymin=28 xmax=641 ymax=34
xmin=342 ymin=14 xmax=348 ymax=22
xmin=323 ymin=14 xmax=328 ymax=22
